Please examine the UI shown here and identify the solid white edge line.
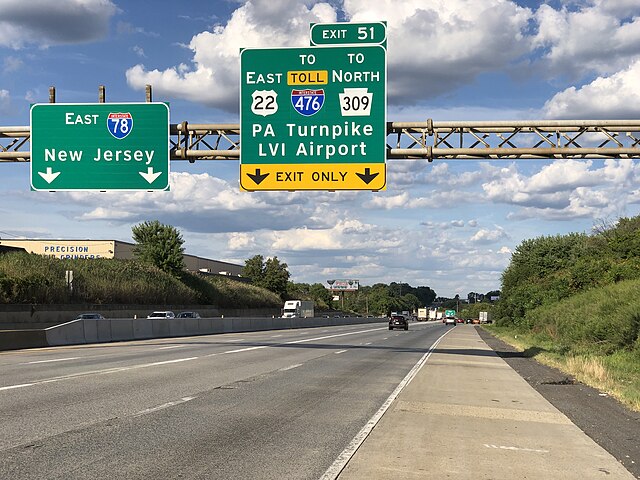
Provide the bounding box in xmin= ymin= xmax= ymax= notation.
xmin=318 ymin=328 xmax=454 ymax=480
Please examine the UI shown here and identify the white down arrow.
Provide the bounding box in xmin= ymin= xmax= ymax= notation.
xmin=38 ymin=167 xmax=61 ymax=184
xmin=140 ymin=167 xmax=162 ymax=184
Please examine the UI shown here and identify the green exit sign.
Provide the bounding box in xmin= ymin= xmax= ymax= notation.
xmin=30 ymin=102 xmax=170 ymax=191
xmin=310 ymin=21 xmax=387 ymax=48
xmin=240 ymin=45 xmax=386 ymax=191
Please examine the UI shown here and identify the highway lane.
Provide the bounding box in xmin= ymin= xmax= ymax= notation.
xmin=0 ymin=321 xmax=450 ymax=479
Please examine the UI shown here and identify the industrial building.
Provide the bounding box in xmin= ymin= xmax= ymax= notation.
xmin=0 ymin=239 xmax=243 ymax=277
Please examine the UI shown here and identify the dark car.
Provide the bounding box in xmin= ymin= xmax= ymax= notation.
xmin=176 ymin=311 xmax=201 ymax=319
xmin=75 ymin=312 xmax=105 ymax=320
xmin=389 ymin=315 xmax=409 ymax=331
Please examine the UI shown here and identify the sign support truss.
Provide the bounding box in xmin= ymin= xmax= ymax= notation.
xmin=3 ymin=119 xmax=640 ymax=163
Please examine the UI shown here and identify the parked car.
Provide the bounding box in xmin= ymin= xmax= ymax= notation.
xmin=147 ymin=311 xmax=175 ymax=319
xmin=176 ymin=311 xmax=201 ymax=319
xmin=389 ymin=315 xmax=409 ymax=331
xmin=75 ymin=312 xmax=105 ymax=320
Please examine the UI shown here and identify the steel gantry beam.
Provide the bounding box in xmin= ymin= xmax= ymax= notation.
xmin=2 ymin=120 xmax=640 ymax=163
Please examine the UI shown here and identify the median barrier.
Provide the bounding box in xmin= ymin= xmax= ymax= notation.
xmin=96 ymin=320 xmax=111 ymax=343
xmin=169 ymin=318 xmax=187 ymax=337
xmin=111 ymin=319 xmax=134 ymax=341
xmin=46 ymin=319 xmax=85 ymax=346
xmin=1 ymin=316 xmax=388 ymax=350
xmin=83 ymin=318 xmax=99 ymax=343
xmin=152 ymin=319 xmax=170 ymax=337
xmin=133 ymin=318 xmax=153 ymax=339
xmin=184 ymin=318 xmax=199 ymax=335
xmin=0 ymin=329 xmax=47 ymax=351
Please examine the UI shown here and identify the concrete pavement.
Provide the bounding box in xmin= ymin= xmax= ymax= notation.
xmin=337 ymin=325 xmax=634 ymax=479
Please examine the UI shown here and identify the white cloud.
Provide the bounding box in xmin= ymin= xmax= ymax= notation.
xmin=126 ymin=0 xmax=337 ymax=112
xmin=364 ymin=192 xmax=409 ymax=210
xmin=543 ymin=59 xmax=640 ymax=119
xmin=126 ymin=0 xmax=535 ymax=111
xmin=0 ymin=90 xmax=10 ymax=113
xmin=533 ymin=2 xmax=640 ymax=79
xmin=485 ymin=159 xmax=640 ymax=220
xmin=68 ymin=172 xmax=319 ymax=233
xmin=132 ymin=45 xmax=145 ymax=57
xmin=0 ymin=0 xmax=117 ymax=49
xmin=470 ymin=227 xmax=508 ymax=244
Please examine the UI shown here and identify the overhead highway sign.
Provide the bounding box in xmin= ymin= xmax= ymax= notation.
xmin=30 ymin=102 xmax=170 ymax=191
xmin=240 ymin=45 xmax=386 ymax=191
xmin=310 ymin=21 xmax=387 ymax=48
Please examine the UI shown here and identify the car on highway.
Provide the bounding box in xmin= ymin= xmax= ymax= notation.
xmin=176 ymin=311 xmax=201 ymax=319
xmin=456 ymin=317 xmax=465 ymax=324
xmin=75 ymin=312 xmax=105 ymax=320
xmin=147 ymin=311 xmax=175 ymax=319
xmin=389 ymin=314 xmax=409 ymax=331
xmin=444 ymin=316 xmax=456 ymax=326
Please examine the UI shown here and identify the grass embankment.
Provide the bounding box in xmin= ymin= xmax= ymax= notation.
xmin=0 ymin=252 xmax=281 ymax=308
xmin=487 ymin=279 xmax=640 ymax=411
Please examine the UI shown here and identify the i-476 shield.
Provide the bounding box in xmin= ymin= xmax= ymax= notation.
xmin=291 ymin=89 xmax=325 ymax=116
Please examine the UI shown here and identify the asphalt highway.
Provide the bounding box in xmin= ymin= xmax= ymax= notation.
xmin=0 ymin=321 xmax=449 ymax=479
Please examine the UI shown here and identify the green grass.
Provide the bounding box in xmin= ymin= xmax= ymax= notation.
xmin=487 ymin=280 xmax=640 ymax=411
xmin=0 ymin=252 xmax=281 ymax=308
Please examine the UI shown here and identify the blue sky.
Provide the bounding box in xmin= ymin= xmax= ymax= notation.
xmin=2 ymin=0 xmax=640 ymax=297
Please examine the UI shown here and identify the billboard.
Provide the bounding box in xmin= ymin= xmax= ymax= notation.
xmin=326 ymin=279 xmax=359 ymax=291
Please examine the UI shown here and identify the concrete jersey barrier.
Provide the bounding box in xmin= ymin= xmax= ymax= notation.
xmin=0 ymin=316 xmax=388 ymax=350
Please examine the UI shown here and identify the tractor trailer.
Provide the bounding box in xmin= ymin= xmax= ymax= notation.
xmin=282 ymin=300 xmax=315 ymax=318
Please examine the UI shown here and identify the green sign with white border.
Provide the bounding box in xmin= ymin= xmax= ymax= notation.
xmin=30 ymin=102 xmax=170 ymax=191
xmin=310 ymin=21 xmax=387 ymax=48
xmin=240 ymin=45 xmax=386 ymax=191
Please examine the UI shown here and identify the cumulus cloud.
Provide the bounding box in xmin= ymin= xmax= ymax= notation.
xmin=470 ymin=227 xmax=508 ymax=244
xmin=543 ymin=59 xmax=640 ymax=119
xmin=0 ymin=0 xmax=117 ymax=49
xmin=125 ymin=0 xmax=535 ymax=111
xmin=126 ymin=0 xmax=337 ymax=112
xmin=533 ymin=2 xmax=640 ymax=79
xmin=483 ymin=159 xmax=640 ymax=220
xmin=346 ymin=0 xmax=533 ymax=104
xmin=71 ymin=172 xmax=321 ymax=233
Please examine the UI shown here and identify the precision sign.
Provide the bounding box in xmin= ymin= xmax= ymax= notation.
xmin=240 ymin=45 xmax=386 ymax=191
xmin=30 ymin=103 xmax=169 ymax=191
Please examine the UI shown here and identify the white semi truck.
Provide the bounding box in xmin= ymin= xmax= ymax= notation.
xmin=282 ymin=300 xmax=315 ymax=318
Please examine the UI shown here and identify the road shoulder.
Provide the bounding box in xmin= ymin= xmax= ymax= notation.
xmin=337 ymin=325 xmax=636 ymax=479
